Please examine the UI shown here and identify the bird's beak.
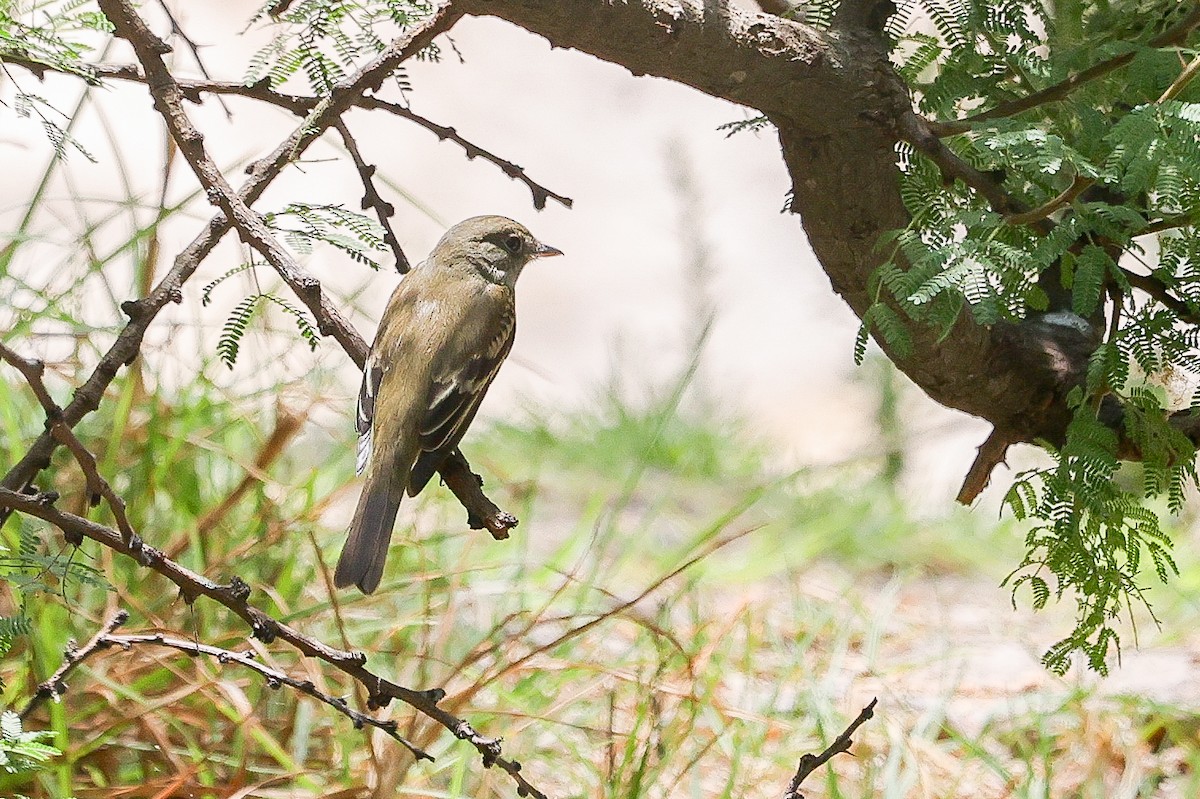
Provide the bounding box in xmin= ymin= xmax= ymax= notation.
xmin=533 ymin=242 xmax=564 ymax=258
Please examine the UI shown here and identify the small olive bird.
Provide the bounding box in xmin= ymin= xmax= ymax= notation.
xmin=334 ymin=216 xmax=563 ymax=593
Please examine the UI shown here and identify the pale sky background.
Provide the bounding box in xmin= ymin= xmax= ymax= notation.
xmin=1 ymin=1 xmax=1014 ymax=507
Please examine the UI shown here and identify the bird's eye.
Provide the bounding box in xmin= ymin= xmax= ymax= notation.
xmin=503 ymin=234 xmax=522 ymax=254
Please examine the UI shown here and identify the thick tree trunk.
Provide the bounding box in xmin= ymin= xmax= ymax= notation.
xmin=460 ymin=0 xmax=1091 ymax=449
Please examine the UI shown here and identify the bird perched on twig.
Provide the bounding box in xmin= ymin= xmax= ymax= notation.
xmin=334 ymin=215 xmax=563 ymax=593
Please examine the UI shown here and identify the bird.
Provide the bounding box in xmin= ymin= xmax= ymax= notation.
xmin=334 ymin=215 xmax=563 ymax=593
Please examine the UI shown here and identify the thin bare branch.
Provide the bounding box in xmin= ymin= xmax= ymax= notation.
xmin=1004 ymin=175 xmax=1094 ymax=227
xmin=99 ymin=0 xmax=365 ymax=361
xmin=0 ymin=486 xmax=545 ymax=798
xmin=334 ymin=118 xmax=411 ymax=273
xmin=20 ymin=610 xmax=129 ymax=721
xmin=0 ymin=343 xmax=136 ymax=543
xmin=783 ymin=699 xmax=877 ymax=799
xmin=356 ymin=97 xmax=574 ymax=211
xmin=1159 ymin=52 xmax=1200 ymax=103
xmin=104 ymin=632 xmax=430 ymax=760
xmin=153 ymin=0 xmax=232 ymax=117
xmin=2 ymin=54 xmax=574 ymax=211
xmin=1120 ymin=266 xmax=1200 ymax=326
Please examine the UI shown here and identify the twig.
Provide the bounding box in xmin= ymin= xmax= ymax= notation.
xmin=0 ymin=486 xmax=545 ymax=799
xmin=153 ymin=0 xmax=231 ymax=118
xmin=439 ymin=448 xmax=516 ymax=539
xmin=2 ymin=54 xmax=574 ymax=211
xmin=783 ymin=699 xmax=877 ymax=799
xmin=895 ymin=110 xmax=1047 ymax=230
xmin=936 ymin=7 xmax=1200 ymax=135
xmin=1159 ymin=52 xmax=1200 ymax=104
xmin=20 ymin=610 xmax=129 ymax=721
xmin=104 ymin=632 xmax=429 ymax=760
xmin=956 ymin=427 xmax=1013 ymax=505
xmin=1142 ymin=211 xmax=1200 ymax=236
xmin=1004 ymin=175 xmax=1093 ymax=226
xmin=334 ymin=118 xmax=411 ymax=273
xmin=1119 ymin=266 xmax=1200 ymax=325
xmin=0 ymin=343 xmax=137 ymax=544
xmin=356 ymin=97 xmax=574 ymax=211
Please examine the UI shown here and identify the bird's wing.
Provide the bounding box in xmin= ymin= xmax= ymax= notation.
xmin=420 ymin=306 xmax=514 ymax=453
xmin=405 ymin=305 xmax=514 ymax=495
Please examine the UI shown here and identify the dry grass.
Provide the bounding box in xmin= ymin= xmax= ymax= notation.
xmin=5 ymin=360 xmax=1200 ymax=798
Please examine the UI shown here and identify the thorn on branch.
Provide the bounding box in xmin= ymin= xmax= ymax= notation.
xmin=421 ymin=687 xmax=447 ymax=704
xmin=334 ymin=119 xmax=411 ymax=272
xmin=248 ymin=609 xmax=280 ymax=643
xmin=120 ymin=298 xmax=150 ymax=319
xmin=21 ymin=610 xmax=129 ymax=721
xmin=356 ymin=97 xmax=573 ymax=211
xmin=225 ymin=575 xmax=253 ymax=602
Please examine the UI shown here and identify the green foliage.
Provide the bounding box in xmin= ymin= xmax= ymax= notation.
xmin=211 ymin=292 xmax=321 ymax=368
xmin=0 ymin=519 xmax=109 ymax=598
xmin=246 ymin=0 xmax=435 ymax=93
xmin=0 ymin=0 xmax=110 ymax=160
xmin=0 ymin=0 xmax=112 ymax=80
xmin=0 ymin=711 xmax=60 ymax=778
xmin=263 ymin=202 xmax=388 ymax=269
xmin=1004 ymin=396 xmax=1190 ymax=675
xmin=885 ymin=0 xmax=1200 ymax=668
xmin=716 ymin=115 xmax=771 ymax=138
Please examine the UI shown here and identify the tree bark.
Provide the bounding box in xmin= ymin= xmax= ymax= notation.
xmin=457 ymin=0 xmax=1101 ymax=450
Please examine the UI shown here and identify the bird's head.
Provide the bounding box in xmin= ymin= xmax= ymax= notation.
xmin=433 ymin=215 xmax=563 ymax=287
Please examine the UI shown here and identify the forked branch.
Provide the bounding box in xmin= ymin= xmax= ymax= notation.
xmin=0 ymin=486 xmax=546 ymax=799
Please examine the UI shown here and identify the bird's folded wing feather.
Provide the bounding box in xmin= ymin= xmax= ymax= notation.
xmin=419 ymin=308 xmax=514 ymax=453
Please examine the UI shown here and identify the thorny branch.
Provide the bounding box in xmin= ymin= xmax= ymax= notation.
xmin=334 ymin=118 xmax=411 ymax=273
xmin=105 ymin=0 xmax=519 ymax=540
xmin=0 ymin=486 xmax=547 ymax=799
xmin=99 ymin=0 xmax=373 ymax=365
xmin=20 ymin=610 xmax=130 ymax=721
xmin=1 ymin=1 xmax=548 ymax=791
xmin=783 ymin=699 xmax=877 ymax=799
xmin=104 ymin=632 xmax=430 ymax=760
xmin=1 ymin=53 xmax=574 ymax=212
xmin=0 ymin=343 xmax=137 ymax=544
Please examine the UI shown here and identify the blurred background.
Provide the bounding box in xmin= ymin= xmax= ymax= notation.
xmin=4 ymin=2 xmax=1200 ymax=797
xmin=2 ymin=0 xmax=997 ymax=497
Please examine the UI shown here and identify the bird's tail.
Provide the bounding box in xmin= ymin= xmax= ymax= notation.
xmin=334 ymin=472 xmax=404 ymax=593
